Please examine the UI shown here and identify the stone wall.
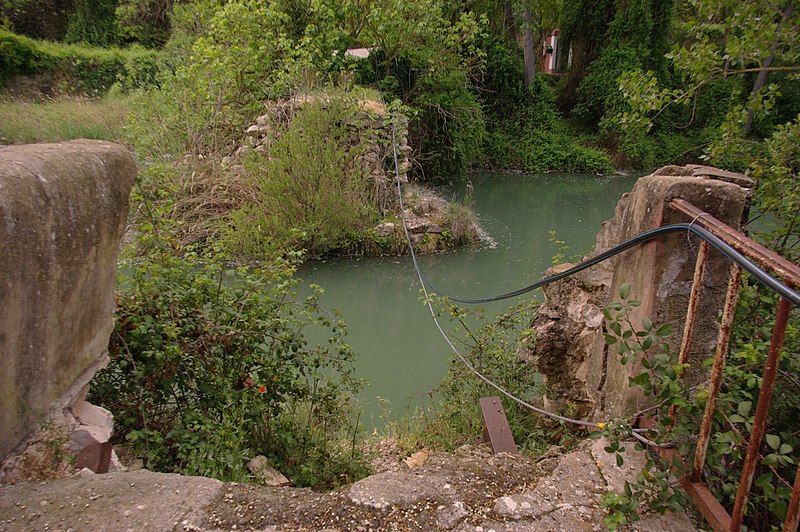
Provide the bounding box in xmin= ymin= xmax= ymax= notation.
xmin=0 ymin=140 xmax=135 ymax=461
xmin=527 ymin=165 xmax=752 ymax=419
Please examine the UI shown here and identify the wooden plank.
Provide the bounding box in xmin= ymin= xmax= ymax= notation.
xmin=679 ymin=476 xmax=732 ymax=532
xmin=479 ymin=396 xmax=518 ymax=454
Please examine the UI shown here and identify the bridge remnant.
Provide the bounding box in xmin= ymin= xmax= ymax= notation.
xmin=0 ymin=140 xmax=135 ymax=466
xmin=528 ymin=165 xmax=753 ymax=419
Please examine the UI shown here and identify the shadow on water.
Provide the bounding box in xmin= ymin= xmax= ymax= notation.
xmin=298 ymin=171 xmax=638 ymax=428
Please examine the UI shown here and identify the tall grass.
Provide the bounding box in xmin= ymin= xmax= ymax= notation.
xmin=0 ymin=95 xmax=130 ymax=144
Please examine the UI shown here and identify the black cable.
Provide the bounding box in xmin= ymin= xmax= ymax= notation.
xmin=418 ymin=223 xmax=800 ymax=307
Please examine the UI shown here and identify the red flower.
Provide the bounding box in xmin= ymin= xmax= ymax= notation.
xmin=258 ymin=386 xmax=266 ymax=393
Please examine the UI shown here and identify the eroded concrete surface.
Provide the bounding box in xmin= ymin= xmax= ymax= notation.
xmin=0 ymin=440 xmax=697 ymax=531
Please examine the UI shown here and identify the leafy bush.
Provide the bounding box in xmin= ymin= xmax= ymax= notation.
xmin=479 ymin=128 xmax=612 ymax=174
xmin=412 ymin=77 xmax=486 ymax=181
xmin=91 ymin=210 xmax=368 ymax=487
xmin=222 ymin=97 xmax=381 ymax=258
xmin=0 ymin=29 xmax=160 ymax=94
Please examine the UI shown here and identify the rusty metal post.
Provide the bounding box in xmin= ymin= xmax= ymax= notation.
xmin=691 ymin=263 xmax=742 ymax=483
xmin=730 ymin=296 xmax=793 ymax=531
xmin=678 ymin=240 xmax=710 ymax=365
xmin=785 ymin=465 xmax=800 ymax=532
xmin=671 ymin=240 xmax=710 ymax=420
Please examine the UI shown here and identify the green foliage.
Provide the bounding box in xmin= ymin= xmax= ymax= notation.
xmin=601 ymin=281 xmax=800 ymax=530
xmin=413 ymin=76 xmax=486 ymax=181
xmin=224 ymin=97 xmax=380 ymax=258
xmin=479 ymin=126 xmax=612 ymax=174
xmin=0 ymin=29 xmax=160 ymax=93
xmin=390 ymin=298 xmax=556 ymax=455
xmin=749 ymin=115 xmax=800 ymax=261
xmin=474 ymin=41 xmax=613 ymax=174
xmin=1 ymin=0 xmax=74 ymax=41
xmin=128 ymin=0 xmax=342 ymax=159
xmin=64 ymin=0 xmax=119 ymax=47
xmin=352 ymin=3 xmax=487 ymax=181
xmin=91 ymin=199 xmax=368 ymax=488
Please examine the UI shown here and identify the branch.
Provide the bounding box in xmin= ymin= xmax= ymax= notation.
xmin=721 ymin=65 xmax=800 ymax=75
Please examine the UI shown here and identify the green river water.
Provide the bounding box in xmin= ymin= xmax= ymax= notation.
xmin=298 ymin=171 xmax=638 ymax=427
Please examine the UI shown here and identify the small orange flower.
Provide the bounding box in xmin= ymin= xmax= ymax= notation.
xmin=258 ymin=386 xmax=266 ymax=393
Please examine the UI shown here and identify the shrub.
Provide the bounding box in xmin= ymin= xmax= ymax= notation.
xmin=0 ymin=29 xmax=160 ymax=94
xmin=91 ymin=211 xmax=368 ymax=488
xmin=219 ymin=97 xmax=383 ymax=258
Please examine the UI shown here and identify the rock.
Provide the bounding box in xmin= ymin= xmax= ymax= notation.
xmin=74 ymin=467 xmax=95 ymax=478
xmin=374 ymin=222 xmax=396 ymax=238
xmin=0 ymin=141 xmax=135 ymax=462
xmin=69 ymin=426 xmax=110 ymax=454
xmin=247 ymin=456 xmax=290 ymax=487
xmin=348 ymin=469 xmax=456 ymax=509
xmin=404 ymin=449 xmax=429 ymax=469
xmin=245 ymin=124 xmax=261 ymax=136
xmin=428 ymin=223 xmax=443 ymax=234
xmin=108 ymin=450 xmax=126 ymax=473
xmin=634 ymin=511 xmax=698 ymax=531
xmin=590 ymin=437 xmax=647 ymax=493
xmin=435 ymin=501 xmax=468 ymax=529
xmin=70 ymin=401 xmax=113 ymax=439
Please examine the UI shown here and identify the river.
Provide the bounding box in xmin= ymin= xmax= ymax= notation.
xmin=298 ymin=171 xmax=638 ymax=427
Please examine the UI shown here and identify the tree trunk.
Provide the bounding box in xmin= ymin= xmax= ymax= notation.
xmin=523 ymin=5 xmax=536 ymax=86
xmin=743 ymin=2 xmax=794 ymax=136
xmin=504 ymin=0 xmax=517 ymax=40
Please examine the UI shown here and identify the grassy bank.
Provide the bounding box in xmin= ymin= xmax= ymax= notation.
xmin=0 ymin=95 xmax=129 ymax=144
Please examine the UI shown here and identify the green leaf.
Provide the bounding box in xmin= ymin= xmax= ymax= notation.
xmin=641 ymin=317 xmax=652 ymax=331
xmin=779 ymin=443 xmax=793 ymax=455
xmin=755 ymin=472 xmax=773 ymax=488
xmin=656 ymin=323 xmax=673 ymax=338
xmin=616 ymin=453 xmax=624 ymax=467
xmin=763 ymin=453 xmax=779 ymax=466
xmin=765 ymin=434 xmax=780 ymax=450
xmin=737 ymin=401 xmax=752 ymax=417
xmin=619 ymin=282 xmax=631 ymax=300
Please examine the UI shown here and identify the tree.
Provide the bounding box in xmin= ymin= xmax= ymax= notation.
xmin=612 ymin=0 xmax=800 ymax=258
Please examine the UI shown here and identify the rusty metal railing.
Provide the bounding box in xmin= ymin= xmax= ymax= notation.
xmin=663 ymin=198 xmax=800 ymax=532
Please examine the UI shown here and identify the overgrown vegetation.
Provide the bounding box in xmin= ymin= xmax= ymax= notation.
xmin=90 ymin=198 xmax=369 ymax=489
xmin=599 ymin=283 xmax=799 ymax=531
xmin=385 ymin=297 xmax=583 ymax=457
